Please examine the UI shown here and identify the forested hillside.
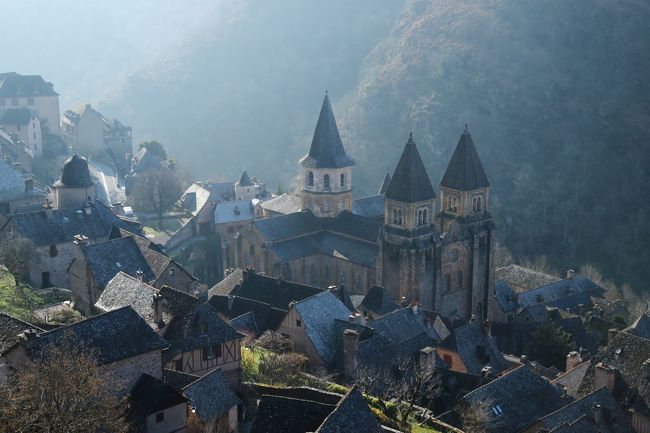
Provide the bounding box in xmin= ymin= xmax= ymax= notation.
xmin=105 ymin=0 xmax=650 ymax=290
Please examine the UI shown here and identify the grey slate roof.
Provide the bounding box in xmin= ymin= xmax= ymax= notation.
xmin=81 ymin=236 xmax=156 ymax=289
xmin=378 ymin=170 xmax=391 ymax=195
xmin=463 ymin=365 xmax=566 ymax=433
xmin=163 ymin=303 xmax=243 ymax=362
xmin=0 ymin=313 xmax=43 ymax=355
xmin=127 ymin=373 xmax=187 ymax=428
xmin=517 ymin=276 xmax=605 ymax=308
xmin=0 ymin=160 xmax=29 ymax=202
xmin=237 ymin=169 xmax=253 ymax=186
xmin=251 ymin=395 xmax=335 ymax=433
xmin=385 ymin=134 xmax=436 ymax=203
xmin=0 ymin=72 xmax=58 ymax=97
xmin=214 ymin=199 xmax=256 ymax=224
xmin=352 ymin=195 xmax=385 ymax=220
xmin=624 ymin=312 xmax=650 ymax=340
xmin=0 ymin=108 xmax=31 ymax=125
xmin=164 ymin=369 xmax=200 ymax=392
xmin=495 ymin=264 xmax=560 ymax=291
xmin=495 ymin=280 xmax=517 ymax=315
xmin=440 ymin=126 xmax=489 ymax=191
xmin=299 ymin=94 xmax=354 ymax=169
xmin=261 ymin=193 xmax=301 ymax=215
xmin=210 ymin=294 xmax=286 ymax=334
xmin=25 ymin=306 xmax=168 ymax=365
xmin=439 ymin=321 xmax=509 ymax=375
xmin=182 ymin=368 xmax=240 ymax=423
xmin=316 ymin=386 xmax=383 ymax=433
xmin=293 ymin=291 xmax=351 ymax=367
xmin=254 ymin=210 xmax=322 ymax=241
xmin=55 ymin=154 xmax=94 ymax=188
xmin=367 ymin=306 xmax=440 ymax=345
xmin=227 ymin=311 xmax=259 ymax=336
xmin=358 ymin=286 xmax=399 ymax=317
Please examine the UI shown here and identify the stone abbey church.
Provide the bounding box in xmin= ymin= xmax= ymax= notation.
xmin=237 ymin=94 xmax=495 ymax=321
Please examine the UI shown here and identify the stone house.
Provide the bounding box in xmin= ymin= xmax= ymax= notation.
xmin=0 ymin=72 xmax=61 ymax=135
xmin=0 ymin=313 xmax=43 ymax=385
xmin=182 ymin=368 xmax=240 ymax=433
xmin=127 ymin=373 xmax=189 ymax=433
xmin=4 ymin=306 xmax=168 ymax=395
xmin=0 ymin=108 xmax=42 ymax=157
xmin=163 ymin=303 xmax=243 ymax=384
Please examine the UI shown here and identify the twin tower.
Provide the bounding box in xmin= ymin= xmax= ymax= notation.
xmin=299 ymin=93 xmax=494 ymax=321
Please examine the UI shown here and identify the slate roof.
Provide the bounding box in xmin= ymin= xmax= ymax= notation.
xmin=237 ymin=169 xmax=253 ymax=186
xmin=316 ymin=386 xmax=383 ymax=433
xmin=495 ymin=280 xmax=517 ymax=314
xmin=463 ymin=365 xmax=566 ymax=433
xmin=208 ymin=269 xmax=323 ymax=312
xmin=131 ymin=147 xmax=166 ymax=173
xmin=551 ymin=361 xmax=590 ymax=398
xmin=0 ymin=160 xmax=29 ymax=202
xmin=440 ymin=126 xmax=489 ymax=191
xmin=495 ymin=264 xmax=560 ymax=292
xmin=182 ymin=368 xmax=240 ymax=423
xmin=378 ymin=170 xmax=391 ymax=195
xmin=24 ymin=306 xmax=168 ymax=365
xmin=163 ymin=303 xmax=243 ymax=362
xmin=8 ymin=201 xmax=141 ymax=247
xmin=80 ymin=236 xmax=156 ymax=289
xmin=0 ymin=313 xmax=43 ymax=355
xmin=624 ymin=312 xmax=650 ymax=340
xmin=0 ymin=72 xmax=58 ymax=97
xmin=299 ymin=93 xmax=354 ymax=169
xmin=95 ymin=272 xmax=170 ymax=329
xmin=352 ymin=195 xmax=385 ymax=220
xmin=534 ymin=387 xmax=632 ymax=433
xmin=1 ymin=108 xmax=31 ymax=125
xmin=127 ymin=373 xmax=187 ymax=428
xmin=214 ymin=199 xmax=256 ymax=224
xmin=251 ymin=395 xmax=336 ymax=433
xmin=164 ymin=369 xmax=200 ymax=392
xmin=210 ymin=294 xmax=285 ymax=335
xmin=254 ymin=210 xmax=322 ymax=241
xmin=261 ymin=193 xmax=301 ymax=215
xmin=227 ymin=311 xmax=259 ymax=336
xmin=367 ymin=306 xmax=440 ymax=345
xmin=55 ymin=154 xmax=94 ymax=188
xmin=385 ymin=134 xmax=436 ymax=203
xmin=358 ymin=286 xmax=399 ymax=317
xmin=293 ymin=291 xmax=351 ymax=367
xmin=438 ymin=321 xmax=509 ymax=375
xmin=518 ymin=276 xmax=605 ymax=308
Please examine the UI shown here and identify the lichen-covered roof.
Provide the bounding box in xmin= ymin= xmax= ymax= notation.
xmin=182 ymin=368 xmax=240 ymax=423
xmin=0 ymin=313 xmax=42 ymax=355
xmin=495 ymin=264 xmax=561 ymax=292
xmin=261 ymin=193 xmax=301 ymax=215
xmin=517 ymin=276 xmax=605 ymax=308
xmin=316 ymin=386 xmax=383 ymax=433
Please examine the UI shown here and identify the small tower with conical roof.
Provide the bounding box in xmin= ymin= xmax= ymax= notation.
xmin=234 ymin=169 xmax=255 ymax=201
xmin=299 ymin=93 xmax=354 ymax=218
xmin=377 ymin=133 xmax=438 ymax=308
xmin=52 ymin=154 xmax=95 ymax=210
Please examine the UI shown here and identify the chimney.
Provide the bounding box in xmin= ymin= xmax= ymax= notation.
xmin=73 ymin=234 xmax=88 ymax=245
xmin=343 ymin=329 xmax=360 ymax=380
xmin=24 ymin=178 xmax=34 ymax=194
xmin=643 ymin=359 xmax=650 ymax=381
xmin=592 ymin=404 xmax=602 ymax=425
xmin=576 ymin=304 xmax=586 ymax=316
xmin=520 ymin=354 xmax=528 ymax=364
xmin=594 ymin=363 xmax=616 ymax=392
xmin=608 ymin=328 xmax=619 ymax=345
xmin=153 ymin=293 xmax=164 ymax=326
xmin=482 ymin=320 xmax=492 ymax=336
xmin=348 ymin=312 xmax=366 ymax=326
xmin=43 ymin=202 xmax=53 ymax=218
xmin=566 ymin=269 xmax=576 ymax=279
xmin=136 ymin=270 xmax=144 ymax=282
xmin=83 ymin=202 xmax=92 ymax=215
xmin=410 ymin=301 xmax=419 ymax=314
xmin=566 ymin=351 xmax=581 ymax=372
xmin=419 ymin=347 xmax=435 ymax=370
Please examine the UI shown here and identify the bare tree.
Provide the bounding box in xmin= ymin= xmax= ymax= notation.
xmin=254 ymin=330 xmax=294 ymax=353
xmin=0 ymin=231 xmax=35 ymax=283
xmin=130 ymin=168 xmax=183 ymax=227
xmin=0 ymin=342 xmax=128 ymax=433
xmin=459 ymin=399 xmax=495 ymax=433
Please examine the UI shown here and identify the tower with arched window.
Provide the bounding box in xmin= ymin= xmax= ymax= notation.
xmin=299 ymin=92 xmax=354 ymax=217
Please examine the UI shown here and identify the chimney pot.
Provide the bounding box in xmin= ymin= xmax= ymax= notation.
xmin=153 ymin=293 xmax=164 ymax=326
xmin=343 ymin=329 xmax=360 ymax=380
xmin=566 ymin=269 xmax=576 ymax=279
xmin=136 ymin=270 xmax=144 ymax=281
xmin=608 ymin=328 xmax=619 ymax=345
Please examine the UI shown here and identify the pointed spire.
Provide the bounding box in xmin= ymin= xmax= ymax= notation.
xmin=384 ymin=134 xmax=436 ymax=203
xmin=440 ymin=125 xmax=489 ymax=191
xmin=299 ymin=93 xmax=354 ymax=169
xmin=378 ymin=170 xmax=392 ymax=195
xmin=238 ymin=169 xmax=253 ymax=186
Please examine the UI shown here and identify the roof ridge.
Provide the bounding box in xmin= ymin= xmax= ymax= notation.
xmin=37 ymin=305 xmax=133 ymax=336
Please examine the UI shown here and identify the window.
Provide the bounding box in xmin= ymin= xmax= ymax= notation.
xmin=168 ymin=267 xmax=175 ymax=276
xmin=392 ymin=209 xmax=398 ymax=224
xmin=444 ymin=274 xmax=451 ymax=291
xmin=175 ymin=357 xmax=183 ymax=371
xmin=324 ymin=265 xmax=330 ymax=282
xmin=397 ymin=209 xmax=403 ymax=225
xmin=355 ymin=274 xmax=362 ymax=290
xmin=308 ymin=171 xmax=314 ymax=187
xmin=156 ymin=412 xmax=165 ymax=423
xmin=202 ymin=345 xmax=222 ymax=361
xmin=456 ymin=271 xmax=463 ymax=289
xmin=48 ymin=244 xmax=58 ymax=258
xmin=296 ymin=319 xmax=302 ymax=327
xmin=41 ymin=272 xmax=51 ymax=288
xmin=491 ymin=405 xmax=504 ymax=417
xmin=340 ymin=173 xmax=345 ymax=188
xmin=323 ymin=174 xmax=330 ymax=191
xmin=477 ymin=196 xmax=483 ymax=212
xmin=422 ymin=208 xmax=428 ymax=224
xmin=27 ymin=97 xmax=34 ymax=105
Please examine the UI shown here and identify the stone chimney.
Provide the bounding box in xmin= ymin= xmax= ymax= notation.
xmin=643 ymin=359 xmax=650 ymax=381
xmin=343 ymin=329 xmax=360 ymax=380
xmin=136 ymin=270 xmax=144 ymax=282
xmin=592 ymin=404 xmax=602 ymax=425
xmin=410 ymin=301 xmax=419 ymax=314
xmin=594 ymin=363 xmax=616 ymax=392
xmin=24 ymin=178 xmax=33 ymax=194
xmin=566 ymin=351 xmax=581 ymax=372
xmin=482 ymin=320 xmax=492 ymax=336
xmin=73 ymin=234 xmax=88 ymax=246
xmin=153 ymin=293 xmax=164 ymax=326
xmin=608 ymin=328 xmax=619 ymax=345
xmin=419 ymin=347 xmax=435 ymax=370
xmin=520 ymin=354 xmax=528 ymax=364
xmin=348 ymin=312 xmax=366 ymax=326
xmin=43 ymin=202 xmax=53 ymax=219
xmin=566 ymin=269 xmax=576 ymax=279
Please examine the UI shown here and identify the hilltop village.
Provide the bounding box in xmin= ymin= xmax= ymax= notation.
xmin=0 ymin=72 xmax=645 ymax=433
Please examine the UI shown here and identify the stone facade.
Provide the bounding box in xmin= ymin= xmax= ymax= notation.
xmin=300 ymin=165 xmax=353 ymax=218
xmin=103 ymin=349 xmax=163 ymax=395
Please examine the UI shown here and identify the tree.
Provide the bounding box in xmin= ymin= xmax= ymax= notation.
xmin=0 ymin=232 xmax=35 ymax=283
xmin=130 ymin=169 xmax=183 ymax=227
xmin=459 ymin=399 xmax=494 ymax=433
xmin=138 ymin=140 xmax=167 ymax=161
xmin=0 ymin=343 xmax=128 ymax=433
xmin=524 ymin=323 xmax=572 ymax=370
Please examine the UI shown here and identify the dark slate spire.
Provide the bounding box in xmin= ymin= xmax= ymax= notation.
xmin=238 ymin=169 xmax=253 ymax=186
xmin=440 ymin=125 xmax=489 ymax=191
xmin=316 ymin=386 xmax=382 ymax=433
xmin=299 ymin=93 xmax=354 ymax=169
xmin=378 ymin=170 xmax=392 ymax=195
xmin=384 ymin=133 xmax=436 ymax=203
xmin=56 ymin=154 xmax=93 ymax=188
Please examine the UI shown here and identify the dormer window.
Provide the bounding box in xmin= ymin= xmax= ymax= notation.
xmin=323 ymin=175 xmax=330 ymax=191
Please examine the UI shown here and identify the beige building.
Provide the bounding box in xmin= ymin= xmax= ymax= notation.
xmin=0 ymin=72 xmax=61 ymax=135
xmin=52 ymin=154 xmax=96 ymax=210
xmin=0 ymin=108 xmax=42 ymax=157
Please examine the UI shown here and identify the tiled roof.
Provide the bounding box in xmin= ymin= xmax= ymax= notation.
xmin=551 ymin=361 xmax=590 ymax=398
xmin=518 ymin=276 xmax=605 ymax=308
xmin=182 ymin=368 xmax=240 ymax=422
xmin=299 ymin=94 xmax=354 ymax=169
xmin=163 ymin=303 xmax=243 ymax=361
xmin=254 ymin=210 xmax=322 ymax=241
xmin=0 ymin=108 xmax=32 ymax=125
xmin=210 ymin=294 xmax=284 ymax=334
xmin=0 ymin=72 xmax=58 ymax=97
xmin=439 ymin=321 xmax=509 ymax=375
xmin=352 ymin=195 xmax=385 ymax=220
xmin=440 ymin=126 xmax=489 ymax=191
xmin=262 ymin=193 xmax=301 ymax=215
xmin=463 ymin=365 xmax=565 ymax=433
xmin=227 ymin=311 xmax=259 ymax=336
xmin=316 ymin=386 xmax=383 ymax=433
xmin=25 ymin=306 xmax=168 ymax=365
xmin=293 ymin=291 xmax=351 ymax=367
xmin=385 ymin=134 xmax=436 ymax=203
xmin=367 ymin=306 xmax=440 ymax=345
xmin=127 ymin=373 xmax=187 ymax=428
xmin=0 ymin=313 xmax=42 ymax=355
xmin=358 ymin=286 xmax=399 ymax=317
xmin=251 ymin=395 xmax=335 ymax=433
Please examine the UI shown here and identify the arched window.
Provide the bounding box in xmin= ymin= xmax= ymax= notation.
xmin=477 ymin=196 xmax=482 ymax=212
xmin=472 ymin=197 xmax=477 ymax=213
xmin=392 ymin=209 xmax=398 ymax=224
xmin=445 ymin=274 xmax=451 ymax=290
xmin=324 ymin=175 xmax=330 ymax=191
xmin=340 ymin=173 xmax=345 ymax=188
xmin=456 ymin=270 xmax=463 ymax=289
xmin=308 ymin=171 xmax=314 ymax=187
xmin=423 ymin=208 xmax=428 ymax=224
xmin=417 ymin=210 xmax=422 ymax=226
xmin=397 ymin=209 xmax=403 ymax=225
